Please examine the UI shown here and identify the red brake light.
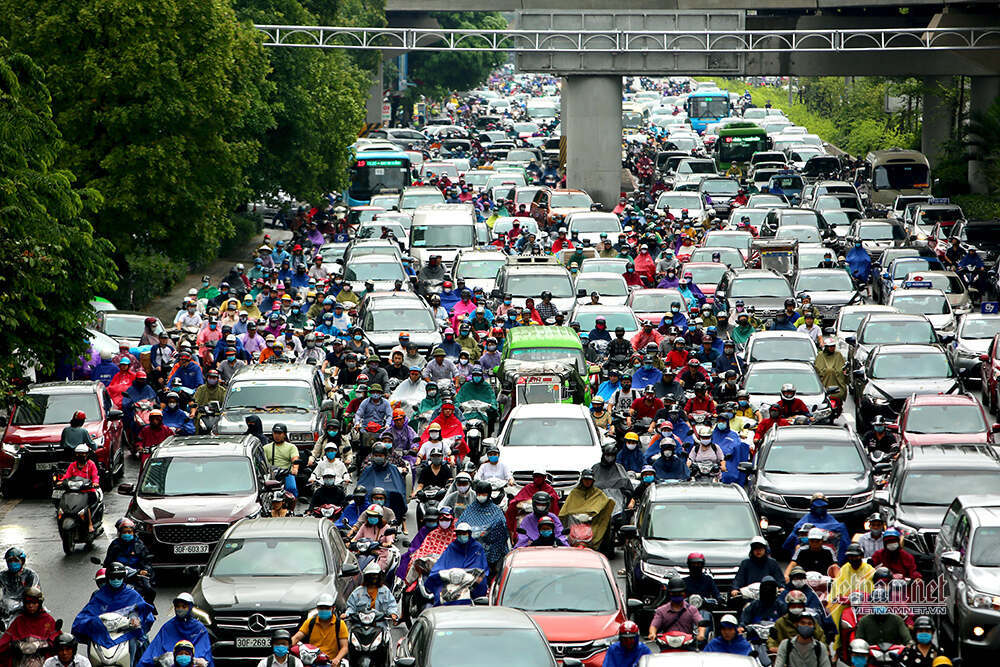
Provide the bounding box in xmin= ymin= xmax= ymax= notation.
xmin=357 ymin=160 xmax=366 ymax=167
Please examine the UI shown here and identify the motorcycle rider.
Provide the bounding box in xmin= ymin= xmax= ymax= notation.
xmin=786 ymin=528 xmax=837 ymax=578
xmin=41 ymin=634 xmax=87 ymax=667
xmin=871 ymin=529 xmax=922 ymax=579
xmin=426 ymin=522 xmax=489 ymax=605
xmin=255 ymin=631 xmax=302 ymax=667
xmin=861 ymin=417 xmax=898 ymax=456
xmin=776 ymin=384 xmax=810 ymax=419
xmin=780 ymin=566 xmax=835 ymax=637
xmin=136 ymin=593 xmax=212 ymax=667
xmin=475 ymin=445 xmax=513 ymax=485
xmin=857 ymin=513 xmax=886 ymax=558
xmin=290 ymin=594 xmax=348 ymax=665
xmin=783 ymin=493 xmax=850 ymax=561
xmin=59 ymin=445 xmax=101 ymax=533
xmin=771 ymin=609 xmax=830 ymax=667
xmin=59 ymin=411 xmax=96 ymax=453
xmin=559 ymin=471 xmax=616 ymax=550
xmin=610 ymin=375 xmax=640 ymax=420
xmin=310 ymin=441 xmax=350 ymax=489
xmin=189 ymin=370 xmax=225 ymax=423
xmin=514 ymin=492 xmax=567 ymax=547
xmin=899 ymin=616 xmax=942 ymax=666
xmin=648 ymin=577 xmax=706 ymax=643
xmin=103 ymin=519 xmax=155 ymax=603
xmin=814 ymin=337 xmax=846 ymax=403
xmin=0 ymin=586 xmax=59 ymax=663
xmin=336 ymin=485 xmax=368 ymax=532
xmin=651 ymin=438 xmax=689 ymax=481
xmin=345 ymin=563 xmax=399 ymax=631
xmin=855 ymin=588 xmax=911 ymax=646
xmin=161 ymin=392 xmax=195 ymax=435
xmin=687 ymin=425 xmax=726 ymax=479
xmin=601 ymin=621 xmax=651 ymax=667
xmin=607 ymin=326 xmax=634 ymax=362
xmin=754 ymin=404 xmax=789 ymax=446
xmin=739 ymin=575 xmax=783 ymax=626
xmin=443 ymin=472 xmax=475 ymax=519
xmin=460 ymin=480 xmax=510 ymax=575
xmin=137 ymin=409 xmax=172 ymax=461
xmin=704 ymin=614 xmax=753 ymax=656
xmin=683 ymin=553 xmax=720 ymax=600
xmin=309 ymin=470 xmax=347 ymax=512
xmin=732 ymin=537 xmax=786 ymax=599
xmin=72 ymin=562 xmax=155 ymax=663
xmin=1 ymin=549 xmax=39 ymax=605
xmin=263 ymin=423 xmax=300 ymax=496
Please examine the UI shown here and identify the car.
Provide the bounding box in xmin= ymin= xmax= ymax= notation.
xmin=741 ymin=361 xmax=834 ymax=416
xmin=904 ymin=203 xmax=966 ymax=239
xmin=934 ymin=496 xmax=1000 ymax=659
xmin=842 ymin=219 xmax=908 ymax=262
xmin=716 ymin=269 xmax=794 ymax=323
xmin=701 ymin=230 xmax=753 ymax=259
xmin=952 ymin=314 xmax=1000 ymax=385
xmin=687 ymin=247 xmax=745 ymax=269
xmin=744 ymin=425 xmax=877 ymax=531
xmin=774 ymin=225 xmax=824 ymax=247
xmin=832 ymin=304 xmax=897 ymax=357
xmin=491 ymin=403 xmax=605 ymax=497
xmin=215 ymin=364 xmax=334 ymax=446
xmin=762 ymin=208 xmax=835 ymax=240
xmin=793 ymin=268 xmax=862 ymax=323
xmin=342 ymin=255 xmax=410 ymax=292
xmin=852 ymin=344 xmax=961 ymax=423
xmin=678 ymin=262 xmax=728 ymax=303
xmin=698 ymin=177 xmax=741 ymax=219
xmin=193 ymin=517 xmax=362 ymax=663
xmin=655 ymin=191 xmax=708 ymax=223
xmin=357 ymin=218 xmax=408 ymax=242
xmin=625 ymin=288 xmax=690 ymax=324
xmin=820 ymin=208 xmax=863 ymax=238
xmin=897 ymin=393 xmax=998 ymax=448
xmin=845 ymin=312 xmax=939 ymax=377
xmin=951 ymin=218 xmax=1000 ymax=264
xmin=394 ymin=606 xmax=572 ymax=667
xmin=490 ymin=548 xmax=633 ymax=666
xmin=408 ymin=203 xmax=478 ymax=269
xmin=117 ymin=435 xmax=278 ymax=569
xmin=622 ymin=483 xmax=776 ymax=618
xmin=565 ymin=212 xmax=622 ymax=245
xmin=639 ymin=655 xmax=759 ymax=666
xmin=493 ymin=255 xmax=577 ymax=314
xmin=570 ymin=303 xmax=641 ymax=337
xmin=887 ymin=287 xmax=956 ymax=333
xmin=452 ymin=249 xmax=507 ymax=295
xmin=742 ymin=331 xmax=817 ymax=365
xmin=876 ymin=446 xmax=1000 ymax=574
xmin=1 ymin=381 xmax=125 ymax=496
xmin=902 ymin=270 xmax=972 ymax=316
xmin=572 ymin=273 xmax=630 ymax=306
xmin=744 ymin=194 xmax=789 ymax=210
xmin=889 ymin=194 xmax=933 ymax=220
xmin=978 ymin=332 xmax=1000 ymax=414
xmin=814 ymin=194 xmax=862 ymax=214
xmin=341 ymin=238 xmax=404 ymax=266
xmin=579 ymin=258 xmax=629 ymax=276
xmin=357 ymin=293 xmax=442 ymax=357
xmin=95 ymin=311 xmax=166 ymax=347
xmin=874 ymin=255 xmax=946 ymax=304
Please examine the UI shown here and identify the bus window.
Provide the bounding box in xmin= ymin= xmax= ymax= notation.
xmin=688 ymin=96 xmax=729 ymax=119
xmin=874 ymin=164 xmax=930 ymax=190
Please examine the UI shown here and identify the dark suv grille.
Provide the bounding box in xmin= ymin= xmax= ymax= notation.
xmin=784 ymin=495 xmax=848 ymax=511
xmin=154 ymin=523 xmax=229 ymax=545
xmin=215 ymin=612 xmax=304 ymax=634
xmin=514 ymin=470 xmax=581 ymax=493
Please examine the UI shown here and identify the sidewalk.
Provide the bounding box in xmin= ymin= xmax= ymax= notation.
xmin=145 ymin=227 xmax=292 ymax=323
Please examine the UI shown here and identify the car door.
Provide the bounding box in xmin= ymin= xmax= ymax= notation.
xmin=943 ymin=512 xmax=972 ymax=628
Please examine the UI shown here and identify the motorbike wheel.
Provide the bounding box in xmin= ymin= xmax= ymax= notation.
xmin=60 ymin=529 xmax=74 ymax=555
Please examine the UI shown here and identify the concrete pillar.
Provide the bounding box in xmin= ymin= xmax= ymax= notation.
xmin=921 ymin=76 xmax=952 ymax=168
xmin=968 ymin=76 xmax=1000 ymax=194
xmin=563 ymin=75 xmax=622 ymax=210
xmin=365 ymin=57 xmax=384 ymax=126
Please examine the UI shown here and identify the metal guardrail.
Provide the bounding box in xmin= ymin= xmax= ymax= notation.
xmin=254 ymin=25 xmax=1000 ymax=52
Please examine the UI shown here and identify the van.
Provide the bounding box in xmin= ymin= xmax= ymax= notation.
xmin=408 ymin=203 xmax=477 ymax=269
xmin=861 ymin=148 xmax=932 ymax=206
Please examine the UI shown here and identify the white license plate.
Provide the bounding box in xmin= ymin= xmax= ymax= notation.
xmin=36 ymin=462 xmax=59 ymax=471
xmin=236 ymin=637 xmax=271 ymax=649
xmin=173 ymin=544 xmax=209 ymax=554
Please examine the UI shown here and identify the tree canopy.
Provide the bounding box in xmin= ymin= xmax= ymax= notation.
xmin=408 ymin=12 xmax=507 ymax=99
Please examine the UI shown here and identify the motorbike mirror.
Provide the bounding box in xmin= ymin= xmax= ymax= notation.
xmin=844 ymin=336 xmax=856 ymax=346
xmin=562 ymin=660 xmax=584 ymax=667
xmin=472 ymin=596 xmax=489 ymax=606
xmin=737 ymin=461 xmax=754 ymax=474
xmin=764 ymin=524 xmax=784 ymax=536
xmin=852 ymin=368 xmax=866 ymax=379
xmin=117 ymin=482 xmax=135 ymax=496
xmin=90 ymin=556 xmax=102 ymax=566
xmin=183 ymin=565 xmax=205 ymax=578
xmin=577 ymin=288 xmax=587 ymax=298
xmin=55 ymin=619 xmax=62 ymax=631
xmin=208 ymin=400 xmax=220 ymax=411
xmin=320 ymin=399 xmax=336 ymax=412
xmin=491 ymin=289 xmax=502 ymax=299
xmin=626 ymin=598 xmax=642 ymax=610
xmin=107 ymin=409 xmax=123 ymax=421
xmin=263 ymin=479 xmax=282 ymax=491
xmin=619 ymin=524 xmax=638 ymax=538
xmin=340 ymin=562 xmax=361 ymax=577
xmin=874 ymin=462 xmax=893 ymax=475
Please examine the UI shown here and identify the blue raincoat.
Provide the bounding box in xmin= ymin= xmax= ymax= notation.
xmin=72 ymin=584 xmax=155 ymax=648
xmin=631 ymin=366 xmax=663 ymax=391
xmin=616 ymin=445 xmax=645 ymax=473
xmin=601 ymin=641 xmax=652 ymax=666
xmin=426 ymin=539 xmax=489 ymax=605
xmin=596 ymin=379 xmax=621 ymax=402
xmin=457 ymin=499 xmax=509 ymax=565
xmin=161 ymin=406 xmax=195 ymax=435
xmin=358 ymin=461 xmax=407 ymax=519
xmin=703 ymin=634 xmax=753 ymax=655
xmin=711 ymin=427 xmax=751 ymax=486
xmin=782 ymin=510 xmax=850 ymax=560
xmin=136 ymin=614 xmax=213 ymax=667
xmin=845 ymin=246 xmax=872 ymax=282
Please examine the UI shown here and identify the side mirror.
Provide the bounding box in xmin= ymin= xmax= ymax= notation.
xmin=90 ymin=556 xmax=103 ymax=566
xmin=619 ymin=524 xmax=638 ymax=538
xmin=577 ymin=288 xmax=587 ymax=298
xmin=263 ymin=479 xmax=282 ymax=491
xmin=874 ymin=463 xmax=893 ymax=475
xmin=107 ymin=409 xmax=123 ymax=421
xmin=874 ymin=489 xmax=890 ymax=504
xmin=341 ymin=562 xmax=361 ymax=577
xmin=737 ymin=461 xmax=754 ymax=474
xmin=321 ymin=399 xmax=336 ymax=412
xmin=765 ymin=524 xmax=784 ymax=536
xmin=979 ymin=354 xmax=990 ymax=362
xmin=853 ymin=368 xmax=866 ymax=379
xmin=938 ymin=334 xmax=955 ymax=345
xmin=183 ymin=565 xmax=205 ymax=578
xmin=882 ymin=271 xmax=891 ymax=279
xmin=563 ymin=660 xmax=584 ymax=667
xmin=825 ymin=386 xmax=840 ymax=396
xmin=626 ymin=598 xmax=642 ymax=610
xmin=940 ymin=550 xmax=963 ymax=569
xmin=472 ymin=596 xmax=490 ymax=606
xmin=844 ymin=336 xmax=857 ymax=346
xmin=117 ymin=483 xmax=135 ymax=496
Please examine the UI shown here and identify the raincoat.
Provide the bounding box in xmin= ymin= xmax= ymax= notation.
xmin=136 ymin=613 xmax=213 ymax=667
xmin=559 ymin=481 xmax=615 ymax=547
xmin=0 ymin=609 xmax=59 ymax=667
xmin=845 ymin=246 xmax=872 ymax=282
xmin=72 ymin=584 xmax=155 ymax=648
xmin=711 ymin=427 xmax=751 ymax=486
xmin=357 ymin=461 xmax=407 ymax=520
xmin=602 ymin=642 xmax=652 ymax=667
xmin=419 ymin=413 xmax=467 ymax=458
xmin=514 ymin=513 xmax=567 ymax=547
xmin=426 ymin=539 xmax=489 ymax=605
xmin=458 ymin=499 xmax=509 ymax=565
xmin=505 ymin=480 xmax=561 ymax=534
xmin=783 ymin=510 xmax=850 ymax=561
xmin=814 ymin=349 xmax=847 ymax=399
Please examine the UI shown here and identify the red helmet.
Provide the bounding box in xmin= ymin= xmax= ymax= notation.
xmin=619 ymin=621 xmax=640 ymax=649
xmin=73 ymin=410 xmax=87 ymax=422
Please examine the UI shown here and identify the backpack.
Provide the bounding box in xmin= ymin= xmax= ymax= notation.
xmin=777 ymin=637 xmax=822 ymax=665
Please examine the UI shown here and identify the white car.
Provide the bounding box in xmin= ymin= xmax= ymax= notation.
xmin=572 ymin=273 xmax=630 ymax=306
xmin=565 ymin=212 xmax=622 ymax=246
xmin=655 ymin=192 xmax=707 ymax=223
xmin=742 ymin=361 xmax=830 ymax=414
xmin=833 ymin=304 xmax=898 ymax=357
xmin=742 ymin=331 xmax=818 ymax=364
xmin=887 ymin=287 xmax=956 ymax=333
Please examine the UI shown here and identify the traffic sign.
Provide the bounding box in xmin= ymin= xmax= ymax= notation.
xmin=982 ymin=302 xmax=999 ymax=314
xmin=381 ymin=101 xmax=391 ymax=125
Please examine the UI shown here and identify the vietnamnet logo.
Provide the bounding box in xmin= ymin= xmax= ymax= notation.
xmin=831 ymin=576 xmax=949 ymax=615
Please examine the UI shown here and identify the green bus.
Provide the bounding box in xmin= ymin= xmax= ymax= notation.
xmin=714 ymin=122 xmax=770 ymax=174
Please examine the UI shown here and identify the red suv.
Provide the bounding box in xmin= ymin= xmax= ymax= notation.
xmin=896 ymin=393 xmax=999 ymax=448
xmin=1 ymin=381 xmax=125 ymax=496
xmin=489 ymin=547 xmax=636 ymax=666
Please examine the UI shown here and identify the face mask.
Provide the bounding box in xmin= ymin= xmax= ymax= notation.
xmin=353 ymin=335 xmax=362 ymax=341
xmin=175 ymin=656 xmax=192 ymax=667
xmin=208 ymin=378 xmax=218 ymax=386
xmin=456 ymin=483 xmax=470 ymax=493
xmin=488 ymin=455 xmax=499 ymax=464
xmin=167 ymin=402 xmax=178 ymax=409
xmin=323 ymin=476 xmax=337 ymax=487
xmin=916 ymin=631 xmax=932 ymax=644
xmin=642 ymin=475 xmax=655 ymax=483
xmin=870 ymin=529 xmax=883 ymax=538
xmin=373 ymin=498 xmax=385 ymax=506
xmin=852 ymin=657 xmax=867 ymax=667
xmin=367 ymin=516 xmax=379 ymax=525
xmin=625 ymin=441 xmax=637 ymax=450
xmin=439 ymin=520 xmax=453 ymax=529
xmin=318 ymin=609 xmax=333 ymax=621
xmin=661 ymin=449 xmax=674 ymax=459
xmin=429 ymin=432 xmax=440 ymax=441
xmin=273 ymin=646 xmax=289 ymax=658
xmin=226 ymin=355 xmax=236 ymax=362
xmin=174 ymin=606 xmax=190 ymax=619
xmin=671 ymin=307 xmax=680 ymax=313
xmin=716 ymin=422 xmax=729 ymax=432
xmin=874 ymin=425 xmax=885 ymax=433
xmin=121 ymin=532 xmax=135 ymax=542
xmin=487 ymin=345 xmax=497 ymax=351
xmin=738 ymin=400 xmax=749 ymax=408
xmin=643 ymin=363 xmax=653 ymax=370
xmin=476 ymin=494 xmax=489 ymax=504
xmin=790 ymin=579 xmax=805 ymax=589
xmin=799 ymin=536 xmax=809 ymax=545
xmin=456 ymin=534 xmax=470 ymax=544
xmin=539 ymin=529 xmax=553 ymax=538
xmin=8 ymin=562 xmax=21 ymax=572
xmin=670 ymin=595 xmax=685 ymax=604
xmin=796 ymin=624 xmax=814 ymax=638
xmin=430 ymin=457 xmax=443 ymax=466
xmin=109 ymin=578 xmax=124 ymax=589
xmin=886 ymin=542 xmax=899 ymax=551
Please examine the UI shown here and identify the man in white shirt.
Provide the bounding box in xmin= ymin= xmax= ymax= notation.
xmin=474 ymin=444 xmax=513 ymax=485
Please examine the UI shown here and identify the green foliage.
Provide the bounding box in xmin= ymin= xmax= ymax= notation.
xmin=408 ymin=12 xmax=507 ymax=98
xmin=964 ymin=95 xmax=1000 ymax=195
xmin=0 ymin=40 xmax=117 ymax=397
xmin=219 ymin=210 xmax=264 ymax=259
xmin=0 ymin=0 xmax=276 ymax=271
xmin=118 ymin=251 xmax=186 ymax=310
xmin=953 ymin=194 xmax=1000 ymax=219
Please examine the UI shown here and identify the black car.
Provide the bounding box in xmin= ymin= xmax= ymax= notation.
xmin=851 ymin=344 xmax=960 ymax=423
xmin=761 ymin=208 xmax=836 ymax=240
xmin=743 ymin=425 xmax=876 ymax=532
xmin=192 ymin=517 xmax=361 ymax=663
xmin=621 ymin=482 xmax=779 ymax=617
xmin=715 ymin=269 xmax=794 ymax=324
xmin=839 ymin=218 xmax=909 ymax=262
xmin=875 ymin=445 xmax=1000 ymax=574
xmin=845 ymin=312 xmax=940 ymax=380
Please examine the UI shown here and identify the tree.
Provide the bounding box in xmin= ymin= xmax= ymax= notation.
xmin=0 ymin=40 xmax=117 ymax=401
xmin=0 ymin=0 xmax=276 ymax=284
xmin=965 ymin=96 xmax=1000 ymax=195
xmin=408 ymin=12 xmax=507 ymax=99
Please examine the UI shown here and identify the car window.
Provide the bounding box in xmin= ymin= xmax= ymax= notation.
xmin=13 ymin=392 xmax=102 ymax=426
xmin=140 ymin=456 xmax=255 ymax=496
xmin=940 ymin=501 xmax=961 ymax=543
xmin=211 ymin=538 xmax=327 ymax=577
xmin=970 ymin=526 xmax=1000 ymax=567
xmin=500 ymin=567 xmax=617 ymax=613
xmin=900 ymin=471 xmax=1000 ymax=505
xmin=429 ymin=629 xmax=551 ymax=666
xmin=904 ymin=404 xmax=986 ymax=434
xmin=860 ymin=321 xmax=935 ymax=345
xmin=763 ymin=440 xmax=865 ymax=474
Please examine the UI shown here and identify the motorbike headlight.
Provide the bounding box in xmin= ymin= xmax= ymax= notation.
xmin=758 ymin=490 xmax=786 ymax=507
xmin=846 ymin=491 xmax=873 ymax=508
xmin=640 ymin=560 xmax=677 ymax=582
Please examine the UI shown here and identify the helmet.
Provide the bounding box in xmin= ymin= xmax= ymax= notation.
xmin=4 ymin=547 xmax=26 ymax=563
xmin=23 ymin=586 xmax=43 ymax=602
xmin=173 ymin=592 xmax=195 ymax=606
xmin=667 ymin=576 xmax=686 ymax=594
xmin=845 ymin=543 xmax=864 ymax=557
xmin=72 ymin=410 xmax=87 ymax=422
xmin=784 ymin=298 xmax=796 ymax=307
xmin=849 ymin=638 xmax=870 ymax=656
xmin=74 ymin=444 xmax=90 ymax=455
xmin=687 ymin=552 xmax=706 ymax=566
xmin=173 ymin=640 xmax=195 ymax=655
xmin=872 ymin=566 xmax=893 ymax=585
xmin=107 ymin=562 xmax=128 ymax=579
xmin=116 ymin=517 xmax=136 ymax=533
xmin=913 ymin=615 xmax=934 ymax=631
xmin=780 ymin=383 xmax=795 ymax=398
xmin=618 ymin=620 xmax=640 ymax=649
xmin=883 ymin=528 xmax=901 ymax=541
xmin=94 ymin=568 xmax=106 ymax=587
xmin=785 ymin=590 xmax=807 ymax=605
xmin=55 ymin=634 xmax=78 ymax=653
xmin=271 ymin=630 xmax=291 ymax=644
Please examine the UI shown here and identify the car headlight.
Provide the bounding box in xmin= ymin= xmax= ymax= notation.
xmin=965 ymin=586 xmax=1000 ymax=610
xmin=866 ymin=394 xmax=890 ymax=406
xmin=846 ymin=491 xmax=874 ymax=508
xmin=758 ymin=490 xmax=786 ymax=507
xmin=640 ymin=560 xmax=678 ymax=582
xmin=592 ymin=634 xmax=618 ymax=649
xmin=2 ymin=442 xmax=21 ymax=456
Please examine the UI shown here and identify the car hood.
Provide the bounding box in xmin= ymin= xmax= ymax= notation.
xmin=4 ymin=422 xmax=102 ymax=443
xmin=758 ymin=471 xmax=869 ymax=497
xmin=216 ymin=411 xmax=315 ymax=436
xmin=967 ymin=565 xmax=1000 ymax=595
xmin=366 ymin=331 xmax=441 ymax=350
xmin=957 ymin=338 xmax=990 ymax=355
xmin=896 ymin=504 xmax=950 ymax=531
xmin=921 ymin=313 xmax=955 ymax=330
xmin=641 ymin=538 xmax=751 ymax=568
xmin=196 ymin=575 xmax=334 ymax=612
xmin=903 ymin=431 xmax=989 ymax=447
xmin=864 ymin=377 xmax=959 ymax=400
xmin=346 ymin=279 xmax=405 ymax=293
xmin=503 ymin=446 xmax=596 ymax=477
xmin=801 ymin=291 xmax=857 ymax=307
xmin=131 ymin=493 xmax=260 ymax=522
xmin=530 ymin=612 xmax=621 ymax=644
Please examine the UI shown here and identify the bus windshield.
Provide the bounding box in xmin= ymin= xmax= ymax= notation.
xmin=717 ymin=134 xmax=768 ymax=163
xmin=349 ymin=157 xmax=409 ymax=202
xmin=688 ymin=96 xmax=729 ymax=119
xmin=874 ymin=163 xmax=930 ymax=190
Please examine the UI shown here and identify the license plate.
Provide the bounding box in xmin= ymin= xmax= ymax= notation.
xmin=173 ymin=544 xmax=209 ymax=554
xmin=236 ymin=637 xmax=271 ymax=649
xmin=36 ymin=462 xmax=59 ymax=471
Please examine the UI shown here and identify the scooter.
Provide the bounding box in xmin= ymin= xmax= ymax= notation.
xmin=346 ymin=610 xmax=391 ymax=667
xmin=352 ymin=536 xmax=401 ymax=590
xmin=690 ymin=460 xmax=722 ymax=482
xmin=414 ymin=485 xmax=446 ymax=526
xmin=402 ymin=555 xmax=438 ymax=627
xmin=53 ymin=475 xmax=105 ymax=555
xmin=129 ymin=400 xmax=156 ymax=455
xmin=88 ymin=557 xmax=156 ymax=605
xmin=437 ymin=567 xmax=485 ymax=605
xmin=87 ymin=613 xmax=141 ymax=667
xmin=11 ymin=637 xmax=52 ymax=667
xmin=745 ymin=621 xmax=775 ymax=667
xmin=290 ymin=644 xmax=329 ymax=666
xmin=0 ymin=595 xmax=22 ymax=632
xmin=564 ymin=513 xmax=596 ymax=549
xmin=194 ymin=401 xmax=221 ymax=435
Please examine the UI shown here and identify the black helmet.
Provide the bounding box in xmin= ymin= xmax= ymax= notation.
xmin=784 ymin=298 xmax=796 ymax=307
xmin=667 ymin=576 xmax=686 ymax=594
xmin=913 ymin=615 xmax=934 ymax=631
xmin=372 ymin=443 xmax=388 ymax=456
xmin=845 ymin=543 xmax=864 ymax=558
xmin=107 ymin=562 xmax=128 ymax=579
xmin=271 ymin=423 xmax=288 ymax=434
xmin=271 ymin=629 xmax=291 ymax=644
xmin=694 ymin=381 xmax=708 ymax=392
xmin=872 ymin=566 xmax=893 ymax=585
xmin=473 ymin=479 xmax=492 ymax=495
xmin=541 ymin=290 xmax=552 ymax=299
xmin=55 ymin=634 xmax=78 ymax=652
xmin=626 ymin=262 xmax=635 ymax=270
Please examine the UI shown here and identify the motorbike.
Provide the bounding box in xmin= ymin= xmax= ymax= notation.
xmin=346 ymin=609 xmax=392 ymax=667
xmin=437 ymin=567 xmax=485 ymax=605
xmin=402 ymin=555 xmax=438 ymax=627
xmin=290 ymin=644 xmax=329 ymax=666
xmin=487 ymin=478 xmax=510 ymax=511
xmin=53 ymin=475 xmax=105 ymax=554
xmin=309 ymin=503 xmax=344 ymax=522
xmin=88 ymin=557 xmax=156 ymax=605
xmin=745 ymin=621 xmax=775 ymax=667
xmin=0 ymin=595 xmax=22 ymax=633
xmin=129 ymin=400 xmax=157 ymax=455
xmin=689 ymin=460 xmax=722 ymax=482
xmin=87 ymin=613 xmax=141 ymax=667
xmin=11 ymin=637 xmax=52 ymax=667
xmin=414 ymin=484 xmax=447 ymax=526
xmin=194 ymin=400 xmax=222 ymax=435
xmin=868 ymin=642 xmax=906 ymax=665
xmin=564 ymin=512 xmax=597 ymax=549
xmin=655 ymin=631 xmax=697 ymax=653
xmin=352 ymin=536 xmax=401 ymax=590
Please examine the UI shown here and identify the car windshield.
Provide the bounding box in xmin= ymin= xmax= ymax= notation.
xmin=901 ymin=472 xmax=1000 ymax=505
xmin=861 ymin=321 xmax=934 ymax=344
xmin=400 ymin=192 xmax=444 ymax=210
xmin=744 ymin=367 xmax=823 ymax=394
xmin=796 ymin=272 xmax=855 ymax=292
xmin=140 ymin=456 xmax=255 ymax=496
xmin=702 ymin=180 xmax=740 ymax=196
xmin=690 ymin=249 xmax=744 ymax=267
xmin=892 ymin=260 xmax=935 ymax=280
xmin=858 ymin=224 xmax=905 ymax=241
xmin=873 ymin=164 xmax=930 ymax=190
xmin=905 ymin=404 xmax=986 ymax=434
xmin=703 ymin=233 xmax=751 ymax=251
xmin=102 ymin=315 xmax=161 ymax=339
xmin=430 ymin=629 xmax=552 ymax=666
xmin=657 ymin=194 xmax=702 ymax=210
xmin=581 ymin=260 xmax=627 ymax=275
xmin=224 ymin=381 xmax=315 ymax=410
xmin=365 ymin=308 xmax=436 ymax=332
xmin=779 ymin=212 xmax=821 ymax=228
xmin=776 ymin=227 xmax=822 ymax=244
xmin=799 ymin=249 xmax=834 ymax=269
xmin=733 ymin=210 xmax=770 ymax=227
xmin=573 ymin=310 xmax=637 ymax=332
xmin=456 ymin=259 xmax=505 ymax=280
xmin=500 ymin=566 xmax=617 ymax=612
xmin=211 ymin=538 xmax=327 ymax=577
xmin=749 ymin=338 xmax=815 ymax=363
xmin=684 ymin=264 xmax=727 ymax=285
xmin=678 ymin=161 xmax=715 ymax=174
xmin=569 ymin=216 xmax=619 ymax=233
xmin=346 ymin=245 xmax=399 ymax=260
xmin=961 ymin=317 xmax=1000 ymax=339
xmin=551 ymin=193 xmax=592 ymax=209
xmin=913 ymin=274 xmax=965 ymax=296
xmin=507 ymin=274 xmax=574 ymax=298
xmin=576 ymin=277 xmax=628 ymax=296
xmin=319 ymin=245 xmax=347 ymax=263
xmin=508 ymin=347 xmax=586 ymax=373
xmin=504 ymin=417 xmax=592 ymax=446
xmin=764 ymin=441 xmax=865 ymax=474
xmin=343 ymin=261 xmax=405 ymax=282
xmin=822 ymin=210 xmax=855 ymax=228
xmin=630 ymin=292 xmax=681 ymax=313
xmin=411 ymin=225 xmax=475 ymax=248
xmin=891 ymin=294 xmax=950 ymax=316
xmin=13 ymin=392 xmax=101 ymax=426
xmin=971 ymin=527 xmax=1000 ymax=567
xmin=871 ymin=352 xmax=951 ymax=379
xmin=357 ymin=224 xmax=406 ymax=240
xmin=646 ymin=502 xmax=758 ymax=540
xmin=839 ymin=310 xmax=889 ymax=334
xmin=730 ymin=276 xmax=792 ymax=299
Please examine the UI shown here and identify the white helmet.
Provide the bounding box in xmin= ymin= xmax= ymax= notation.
xmin=74 ymin=444 xmax=90 ymax=455
xmin=316 ymin=593 xmax=335 ymax=607
xmin=362 ymin=561 xmax=381 ymax=577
